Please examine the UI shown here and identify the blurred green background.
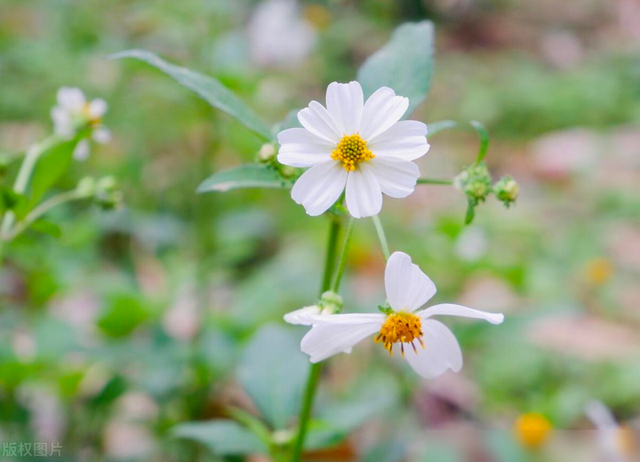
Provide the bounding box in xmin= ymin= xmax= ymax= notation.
xmin=1 ymin=0 xmax=639 ymax=461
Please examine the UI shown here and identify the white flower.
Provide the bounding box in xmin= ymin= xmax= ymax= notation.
xmin=277 ymin=81 xmax=430 ymax=218
xmin=248 ymin=0 xmax=317 ymax=68
xmin=51 ymin=87 xmax=111 ymax=160
xmin=586 ymin=401 xmax=634 ymax=462
xmin=286 ymin=251 xmax=503 ymax=378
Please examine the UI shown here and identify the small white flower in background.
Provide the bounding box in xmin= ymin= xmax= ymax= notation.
xmin=286 ymin=251 xmax=503 ymax=378
xmin=586 ymin=401 xmax=635 ymax=462
xmin=277 ymin=81 xmax=430 ymax=218
xmin=51 ymin=87 xmax=111 ymax=161
xmin=248 ymin=0 xmax=317 ymax=68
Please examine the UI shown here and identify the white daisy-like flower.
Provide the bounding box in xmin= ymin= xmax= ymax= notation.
xmin=277 ymin=81 xmax=430 ymax=218
xmin=51 ymin=87 xmax=111 ymax=160
xmin=586 ymin=401 xmax=635 ymax=462
xmin=286 ymin=251 xmax=504 ymax=378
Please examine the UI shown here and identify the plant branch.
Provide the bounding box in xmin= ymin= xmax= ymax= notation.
xmin=371 ymin=215 xmax=390 ymax=260
xmin=3 ymin=189 xmax=89 ymax=241
xmin=291 ymin=216 xmax=356 ymax=462
xmin=417 ymin=177 xmax=453 ymax=185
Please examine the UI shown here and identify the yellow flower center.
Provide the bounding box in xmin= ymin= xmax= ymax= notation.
xmin=514 ymin=413 xmax=552 ymax=450
xmin=374 ymin=312 xmax=423 ymax=357
xmin=331 ymin=134 xmax=374 ymax=172
xmin=82 ymin=103 xmax=101 ymax=127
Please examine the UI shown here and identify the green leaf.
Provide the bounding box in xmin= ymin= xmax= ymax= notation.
xmin=30 ymin=137 xmax=80 ymax=204
xmin=306 ymin=378 xmax=399 ymax=450
xmin=30 ymin=220 xmax=62 ymax=238
xmin=197 ymin=164 xmax=292 ymax=194
xmin=110 ymin=49 xmax=272 ymax=140
xmin=470 ymin=120 xmax=490 ymax=163
xmin=0 ymin=187 xmax=28 ymax=216
xmin=237 ymin=324 xmax=310 ymax=430
xmin=172 ymin=420 xmax=267 ymax=456
xmin=428 ymin=120 xmax=458 ymax=137
xmin=357 ymin=21 xmax=435 ymax=116
xmin=96 ymin=293 xmax=150 ymax=338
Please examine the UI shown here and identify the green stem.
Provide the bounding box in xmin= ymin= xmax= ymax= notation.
xmin=330 ymin=218 xmax=355 ymax=293
xmin=3 ymin=190 xmax=89 ymax=241
xmin=291 ymin=217 xmax=355 ymax=462
xmin=0 ymin=135 xmax=59 ymax=264
xmin=320 ymin=218 xmax=341 ymax=293
xmin=416 ymin=177 xmax=453 ymax=185
xmin=371 ymin=215 xmax=390 ymax=260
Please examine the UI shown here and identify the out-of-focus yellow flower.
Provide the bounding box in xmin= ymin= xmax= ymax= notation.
xmin=617 ymin=425 xmax=636 ymax=457
xmin=303 ymin=4 xmax=331 ymax=30
xmin=514 ymin=413 xmax=552 ymax=449
xmin=585 ymin=258 xmax=613 ymax=286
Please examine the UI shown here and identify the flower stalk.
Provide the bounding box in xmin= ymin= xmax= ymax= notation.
xmin=372 ymin=215 xmax=390 ymax=260
xmin=291 ymin=216 xmax=355 ymax=462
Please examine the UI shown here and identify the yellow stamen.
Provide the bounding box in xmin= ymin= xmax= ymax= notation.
xmin=331 ymin=134 xmax=374 ymax=172
xmin=82 ymin=102 xmax=101 ymax=127
xmin=374 ymin=312 xmax=423 ymax=357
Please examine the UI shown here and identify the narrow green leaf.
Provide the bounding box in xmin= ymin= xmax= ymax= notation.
xmin=428 ymin=120 xmax=458 ymax=137
xmin=465 ymin=202 xmax=476 ymax=225
xmin=30 ymin=137 xmax=80 ymax=204
xmin=237 ymin=325 xmax=309 ymax=430
xmin=110 ymin=50 xmax=272 ymax=140
xmin=30 ymin=220 xmax=62 ymax=238
xmin=357 ymin=21 xmax=435 ymax=116
xmin=197 ymin=164 xmax=292 ymax=194
xmin=470 ymin=120 xmax=490 ymax=163
xmin=172 ymin=420 xmax=267 ymax=456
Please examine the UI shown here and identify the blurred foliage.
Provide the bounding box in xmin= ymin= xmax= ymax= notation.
xmin=1 ymin=0 xmax=640 ymax=461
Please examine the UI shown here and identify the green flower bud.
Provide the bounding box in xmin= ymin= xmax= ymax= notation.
xmin=76 ymin=177 xmax=96 ymax=197
xmin=280 ymin=166 xmax=297 ymax=178
xmin=257 ymin=143 xmax=276 ymax=163
xmin=94 ymin=176 xmax=123 ymax=210
xmin=454 ymin=162 xmax=492 ymax=205
xmin=319 ymin=290 xmax=343 ymax=314
xmin=493 ymin=175 xmax=519 ymax=207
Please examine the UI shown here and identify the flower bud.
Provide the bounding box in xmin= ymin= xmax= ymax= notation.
xmin=76 ymin=177 xmax=96 ymax=197
xmin=493 ymin=175 xmax=519 ymax=207
xmin=280 ymin=166 xmax=297 ymax=178
xmin=455 ymin=162 xmax=492 ymax=203
xmin=257 ymin=143 xmax=276 ymax=163
xmin=94 ymin=176 xmax=123 ymax=210
xmin=319 ymin=290 xmax=343 ymax=314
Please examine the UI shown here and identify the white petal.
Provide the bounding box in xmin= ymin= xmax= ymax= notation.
xmin=368 ymin=120 xmax=430 ymax=161
xmin=345 ymin=164 xmax=382 ymax=219
xmin=359 ymin=87 xmax=409 ymax=140
xmin=370 ymin=157 xmax=419 ymax=198
xmin=291 ymin=161 xmax=347 ymax=216
xmin=419 ymin=304 xmax=504 ymax=325
xmin=51 ymin=107 xmax=74 ymax=137
xmin=585 ymin=401 xmax=618 ymax=431
xmin=403 ymin=320 xmax=462 ymax=379
xmin=277 ymin=128 xmax=333 ymax=167
xmin=300 ymin=317 xmax=383 ymax=363
xmin=326 ymin=81 xmax=364 ymax=135
xmin=57 ymin=87 xmax=85 ymax=111
xmin=302 ymin=313 xmax=386 ymax=325
xmin=283 ymin=306 xmax=323 ymax=325
xmin=93 ymin=127 xmax=111 ymax=144
xmin=88 ymin=98 xmax=108 ymax=118
xmin=385 ymin=251 xmax=436 ymax=312
xmin=73 ymin=140 xmax=90 ymax=161
xmin=297 ymin=101 xmax=341 ymax=143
